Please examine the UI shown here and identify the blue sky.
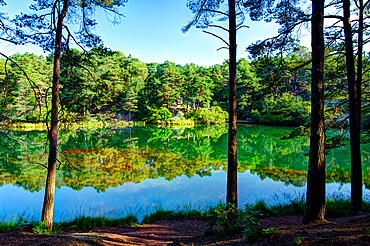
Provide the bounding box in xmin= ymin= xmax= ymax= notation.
xmin=0 ymin=0 xmax=310 ymax=67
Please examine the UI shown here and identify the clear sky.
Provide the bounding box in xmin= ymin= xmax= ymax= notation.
xmin=0 ymin=0 xmax=310 ymax=67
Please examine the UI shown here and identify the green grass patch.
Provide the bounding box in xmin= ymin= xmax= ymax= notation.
xmin=0 ymin=218 xmax=28 ymax=233
xmin=268 ymin=198 xmax=306 ymax=217
xmin=52 ymin=215 xmax=138 ymax=233
xmin=1 ymin=197 xmax=369 ymax=235
xmin=250 ymin=196 xmax=370 ymax=218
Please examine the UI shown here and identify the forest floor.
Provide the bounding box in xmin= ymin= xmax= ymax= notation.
xmin=0 ymin=212 xmax=369 ymax=245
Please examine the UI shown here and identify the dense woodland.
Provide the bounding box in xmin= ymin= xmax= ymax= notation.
xmin=1 ymin=47 xmax=369 ymax=127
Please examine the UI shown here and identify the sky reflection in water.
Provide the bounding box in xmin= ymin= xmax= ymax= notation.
xmin=0 ymin=125 xmax=369 ymax=220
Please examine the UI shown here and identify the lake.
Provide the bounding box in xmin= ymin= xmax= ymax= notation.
xmin=0 ymin=125 xmax=369 ymax=221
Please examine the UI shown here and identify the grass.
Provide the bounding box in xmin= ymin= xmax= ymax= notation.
xmin=52 ymin=214 xmax=138 ymax=233
xmin=0 ymin=197 xmax=369 ymax=235
xmin=0 ymin=210 xmax=34 ymax=233
xmin=0 ymin=216 xmax=28 ymax=233
xmin=0 ymin=219 xmax=27 ymax=233
xmin=248 ymin=195 xmax=370 ymax=218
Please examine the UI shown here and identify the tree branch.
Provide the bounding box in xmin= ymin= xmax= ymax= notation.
xmin=203 ymin=30 xmax=229 ymax=46
xmin=208 ymin=24 xmax=229 ymax=32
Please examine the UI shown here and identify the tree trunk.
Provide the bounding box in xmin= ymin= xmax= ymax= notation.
xmin=89 ymin=97 xmax=92 ymax=114
xmin=186 ymin=93 xmax=189 ymax=114
xmin=41 ymin=0 xmax=69 ymax=233
xmin=226 ymin=0 xmax=238 ymax=206
xmin=302 ymin=0 xmax=326 ymax=224
xmin=83 ymin=99 xmax=86 ymax=116
xmin=343 ymin=0 xmax=363 ymax=215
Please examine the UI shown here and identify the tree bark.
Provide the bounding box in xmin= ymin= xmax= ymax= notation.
xmin=226 ymin=0 xmax=238 ymax=206
xmin=343 ymin=0 xmax=363 ymax=215
xmin=302 ymin=0 xmax=326 ymax=224
xmin=41 ymin=0 xmax=69 ymax=233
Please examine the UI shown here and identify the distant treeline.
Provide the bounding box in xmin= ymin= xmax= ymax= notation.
xmin=0 ymin=46 xmax=369 ymax=127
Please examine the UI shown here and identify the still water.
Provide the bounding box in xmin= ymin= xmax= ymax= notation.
xmin=0 ymin=125 xmax=369 ymax=220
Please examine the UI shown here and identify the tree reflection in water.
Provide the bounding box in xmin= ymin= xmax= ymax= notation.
xmin=0 ymin=125 xmax=369 ymax=192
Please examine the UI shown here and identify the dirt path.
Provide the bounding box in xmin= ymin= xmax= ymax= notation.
xmin=0 ymin=213 xmax=368 ymax=245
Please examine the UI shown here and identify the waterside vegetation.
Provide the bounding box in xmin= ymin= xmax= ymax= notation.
xmin=1 ymin=197 xmax=368 ymax=238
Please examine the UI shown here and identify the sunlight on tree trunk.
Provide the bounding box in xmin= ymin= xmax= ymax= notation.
xmin=41 ymin=0 xmax=69 ymax=233
xmin=303 ymin=0 xmax=326 ymax=224
xmin=226 ymin=0 xmax=238 ymax=206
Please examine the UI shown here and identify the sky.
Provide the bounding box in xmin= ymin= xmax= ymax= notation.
xmin=0 ymin=0 xmax=311 ymax=67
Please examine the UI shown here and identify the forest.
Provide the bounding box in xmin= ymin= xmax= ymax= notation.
xmin=0 ymin=0 xmax=370 ymax=243
xmin=1 ymin=46 xmax=369 ymax=128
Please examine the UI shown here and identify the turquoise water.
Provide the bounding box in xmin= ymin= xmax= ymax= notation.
xmin=0 ymin=125 xmax=369 ymax=220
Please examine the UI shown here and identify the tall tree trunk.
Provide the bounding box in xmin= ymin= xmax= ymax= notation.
xmin=226 ymin=0 xmax=238 ymax=206
xmin=343 ymin=0 xmax=363 ymax=215
xmin=41 ymin=0 xmax=69 ymax=233
xmin=302 ymin=0 xmax=326 ymax=224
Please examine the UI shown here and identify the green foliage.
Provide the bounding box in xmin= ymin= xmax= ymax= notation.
xmin=146 ymin=106 xmax=173 ymax=123
xmin=32 ymin=221 xmax=50 ymax=234
xmin=325 ymin=199 xmax=351 ymax=218
xmin=164 ymin=117 xmax=195 ymax=126
xmin=249 ymin=200 xmax=274 ymax=217
xmin=3 ymin=46 xmax=370 ymax=131
xmin=1 ymin=198 xmax=369 ymax=237
xmin=0 ymin=217 xmax=27 ymax=233
xmin=190 ymin=106 xmax=228 ymax=124
xmin=250 ymin=93 xmax=310 ymax=125
xmin=269 ymin=197 xmax=306 ymax=216
xmin=0 ymin=53 xmax=52 ymax=123
xmin=204 ymin=203 xmax=276 ymax=240
xmin=1 ymin=125 xmax=369 ymax=192
xmin=258 ymin=195 xmax=370 ymax=218
xmin=294 ymin=236 xmax=304 ymax=245
xmin=204 ymin=203 xmax=248 ymax=235
xmin=55 ymin=215 xmax=138 ymax=232
xmin=29 ymin=215 xmax=138 ymax=234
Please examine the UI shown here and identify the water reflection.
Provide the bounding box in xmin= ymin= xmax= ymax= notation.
xmin=0 ymin=125 xmax=369 ymax=192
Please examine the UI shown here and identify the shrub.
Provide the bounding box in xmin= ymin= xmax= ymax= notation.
xmin=146 ymin=106 xmax=172 ymax=123
xmin=250 ymin=93 xmax=310 ymax=125
xmin=32 ymin=221 xmax=49 ymax=234
xmin=191 ymin=106 xmax=228 ymax=124
xmin=204 ymin=203 xmax=276 ymax=240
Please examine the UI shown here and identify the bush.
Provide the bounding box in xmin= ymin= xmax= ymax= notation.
xmin=32 ymin=221 xmax=49 ymax=234
xmin=204 ymin=203 xmax=276 ymax=240
xmin=146 ymin=106 xmax=172 ymax=123
xmin=250 ymin=93 xmax=310 ymax=125
xmin=191 ymin=106 xmax=228 ymax=124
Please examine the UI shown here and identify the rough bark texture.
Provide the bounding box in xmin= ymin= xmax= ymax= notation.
xmin=41 ymin=0 xmax=69 ymax=233
xmin=302 ymin=0 xmax=326 ymax=224
xmin=350 ymin=0 xmax=364 ymax=215
xmin=226 ymin=0 xmax=238 ymax=206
